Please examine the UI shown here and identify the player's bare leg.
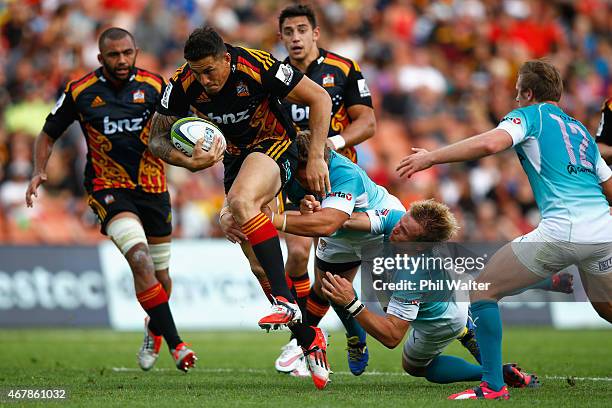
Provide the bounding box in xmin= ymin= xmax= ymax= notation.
xmin=227 ymin=153 xmax=330 ymax=387
xmin=579 ymin=268 xmax=612 ymax=323
xmin=107 ymin=213 xmax=195 ymax=372
xmin=227 ymin=152 xmax=302 ymax=329
xmin=137 ymin=235 xmax=172 ymax=370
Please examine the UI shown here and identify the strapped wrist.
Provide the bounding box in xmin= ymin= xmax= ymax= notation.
xmin=329 ymin=135 xmax=346 ymax=150
xmin=345 ymin=296 xmax=365 ymax=317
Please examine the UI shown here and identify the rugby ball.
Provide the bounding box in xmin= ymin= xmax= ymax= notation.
xmin=170 ymin=117 xmax=226 ymax=157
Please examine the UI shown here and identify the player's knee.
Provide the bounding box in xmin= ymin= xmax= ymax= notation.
xmin=108 ymin=221 xmax=151 ymax=276
xmin=227 ymin=193 xmax=256 ymax=220
xmin=591 ymin=302 xmax=612 ymax=323
xmin=470 ymin=283 xmax=500 ymax=302
xmin=106 ymin=217 xmax=156 ymax=279
xmin=288 ymin=242 xmax=310 ymax=264
xmin=286 ymin=248 xmax=310 ymax=275
xmin=127 ymin=243 xmax=156 ymax=281
xmin=107 ymin=217 xmax=148 ymax=257
xmin=402 ymin=358 xmax=426 ymax=377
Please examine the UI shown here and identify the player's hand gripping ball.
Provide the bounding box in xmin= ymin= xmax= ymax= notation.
xmin=171 ymin=117 xmax=226 ymax=157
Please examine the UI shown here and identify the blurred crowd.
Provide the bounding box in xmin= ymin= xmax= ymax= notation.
xmin=0 ymin=0 xmax=610 ymax=244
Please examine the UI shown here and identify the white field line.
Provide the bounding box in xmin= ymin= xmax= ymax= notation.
xmin=111 ymin=367 xmax=612 ymax=381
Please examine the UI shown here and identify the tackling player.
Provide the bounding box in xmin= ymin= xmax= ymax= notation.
xmin=398 ymin=60 xmax=612 ymax=400
xmin=275 ymin=3 xmax=376 ymax=376
xmin=148 ymin=26 xmax=332 ymax=389
xmin=321 ymin=200 xmax=538 ymax=388
xmin=25 ymin=28 xmax=197 ymax=372
xmin=269 ymin=132 xmax=560 ymax=378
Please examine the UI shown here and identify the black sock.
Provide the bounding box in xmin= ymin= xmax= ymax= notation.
xmin=148 ymin=318 xmax=162 ymax=337
xmin=289 ymin=322 xmax=316 ymax=348
xmin=137 ymin=283 xmax=182 ymax=350
xmin=146 ymin=302 xmax=182 ymax=350
xmin=243 ymin=214 xmax=294 ymax=302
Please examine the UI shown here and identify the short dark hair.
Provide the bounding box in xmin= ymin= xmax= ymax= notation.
xmin=279 ymin=4 xmax=317 ymax=30
xmin=518 ymin=60 xmax=563 ymax=102
xmin=296 ymin=130 xmax=330 ymax=167
xmin=184 ymin=26 xmax=227 ymax=61
xmin=98 ymin=27 xmax=134 ymax=52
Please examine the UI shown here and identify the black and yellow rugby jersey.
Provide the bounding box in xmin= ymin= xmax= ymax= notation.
xmin=281 ymin=48 xmax=373 ymax=161
xmin=596 ymin=97 xmax=612 ymax=146
xmin=157 ymin=44 xmax=304 ymax=155
xmin=43 ymin=67 xmax=167 ymax=194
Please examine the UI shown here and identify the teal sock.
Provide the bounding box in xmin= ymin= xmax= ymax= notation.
xmin=424 ymin=355 xmax=483 ymax=384
xmin=331 ymin=301 xmax=366 ymax=341
xmin=471 ymin=300 xmax=504 ymax=391
xmin=529 ymin=276 xmax=553 ymax=290
xmin=505 ymin=276 xmax=552 ymax=296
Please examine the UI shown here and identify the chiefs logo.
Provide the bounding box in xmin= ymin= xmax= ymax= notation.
xmin=512 ymin=117 xmax=521 ymax=125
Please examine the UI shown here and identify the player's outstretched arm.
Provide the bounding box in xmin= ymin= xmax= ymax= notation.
xmin=25 ymin=131 xmax=56 ymax=208
xmin=286 ymin=77 xmax=332 ymax=195
xmin=271 ymin=207 xmax=348 ymax=237
xmin=397 ymin=128 xmax=513 ymax=178
xmin=149 ymin=112 xmax=223 ymax=172
xmin=322 ymin=272 xmax=409 ymax=349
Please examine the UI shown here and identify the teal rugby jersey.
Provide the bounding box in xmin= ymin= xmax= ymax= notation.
xmin=497 ymin=103 xmax=612 ymax=243
xmin=286 ymin=150 xmax=397 ymax=240
xmin=366 ymin=208 xmax=451 ymax=322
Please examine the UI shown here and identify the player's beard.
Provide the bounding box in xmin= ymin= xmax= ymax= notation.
xmin=103 ymin=61 xmax=133 ymax=83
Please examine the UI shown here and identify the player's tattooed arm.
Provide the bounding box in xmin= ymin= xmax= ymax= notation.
xmin=149 ymin=112 xmax=181 ymax=163
xmin=149 ymin=112 xmax=224 ymax=172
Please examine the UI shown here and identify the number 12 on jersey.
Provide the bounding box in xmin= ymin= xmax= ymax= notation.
xmin=550 ymin=113 xmax=593 ymax=169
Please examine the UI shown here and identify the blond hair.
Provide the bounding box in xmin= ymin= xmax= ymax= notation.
xmin=409 ymin=199 xmax=459 ymax=242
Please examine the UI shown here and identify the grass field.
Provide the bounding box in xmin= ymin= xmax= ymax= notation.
xmin=0 ymin=328 xmax=610 ymax=407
